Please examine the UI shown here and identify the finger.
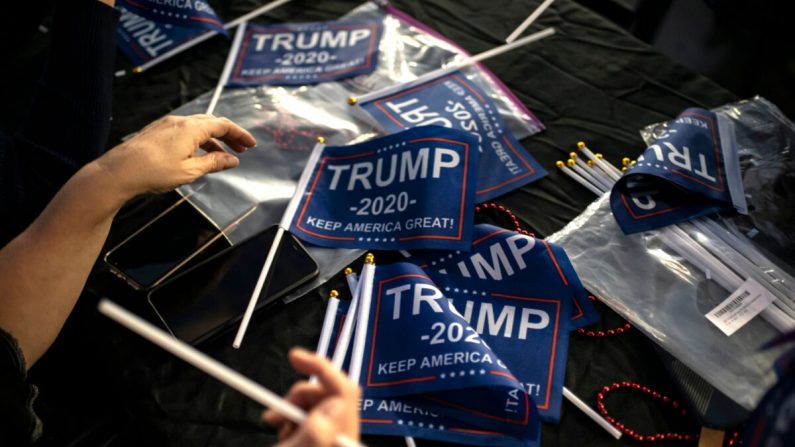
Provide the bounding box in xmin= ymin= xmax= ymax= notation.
xmin=185 ymin=151 xmax=239 ymax=178
xmin=289 ymin=348 xmax=359 ymax=400
xmin=276 ymin=406 xmax=339 ymax=447
xmin=265 ymin=382 xmax=327 ymax=428
xmin=195 ymin=117 xmax=256 ymax=152
xmin=200 ymin=138 xmax=227 ymax=154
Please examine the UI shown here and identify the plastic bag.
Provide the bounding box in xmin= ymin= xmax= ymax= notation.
xmin=169 ymin=1 xmax=543 ymax=303
xmin=549 ymin=97 xmax=795 ymax=409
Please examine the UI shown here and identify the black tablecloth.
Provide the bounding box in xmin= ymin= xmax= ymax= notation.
xmin=20 ymin=1 xmax=742 ymax=445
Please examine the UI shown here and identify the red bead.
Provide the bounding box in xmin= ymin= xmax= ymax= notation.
xmin=607 ymin=329 xmax=616 ymax=335
xmin=597 ymin=393 xmax=605 ymax=400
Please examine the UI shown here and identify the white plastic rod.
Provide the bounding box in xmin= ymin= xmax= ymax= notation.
xmin=316 ymin=295 xmax=341 ymax=359
xmin=330 ymin=275 xmax=362 ymax=370
xmin=574 ymin=158 xmax=613 ymax=191
xmin=233 ymin=226 xmax=285 ymax=349
xmin=347 ymin=257 xmax=376 ymax=384
xmin=133 ymin=0 xmax=293 ymax=73
xmin=353 ymin=28 xmax=555 ymax=105
xmin=570 ymin=161 xmax=610 ymax=193
xmin=505 ymin=0 xmax=556 ymax=43
xmin=557 ymin=162 xmax=604 ymax=196
xmin=577 ymin=142 xmax=622 ymax=181
xmin=98 ymin=299 xmax=364 ymax=447
xmin=562 ymin=387 xmax=622 ymax=439
xmin=206 ymin=22 xmax=247 ymax=115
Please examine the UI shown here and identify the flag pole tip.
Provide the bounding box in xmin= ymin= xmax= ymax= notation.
xmin=347 ymin=96 xmax=358 ymax=106
xmin=566 ymin=159 xmax=576 ymax=167
xmin=365 ymin=253 xmax=375 ymax=264
xmin=317 ymin=136 xmax=325 ymax=144
xmin=569 ymin=152 xmax=578 ymax=159
xmin=595 ymin=153 xmax=604 ymax=159
xmin=576 ymin=141 xmax=586 ymax=150
xmin=555 ymin=160 xmax=565 ymax=169
xmin=132 ymin=66 xmax=143 ymax=74
xmin=586 ymin=160 xmax=595 ymax=167
xmin=622 ymin=157 xmax=631 ymax=166
xmin=329 ymin=290 xmax=339 ymax=298
xmin=344 ymin=267 xmax=354 ymax=275
xmin=629 ymin=160 xmax=636 ymax=166
xmin=621 ymin=166 xmax=628 ymax=173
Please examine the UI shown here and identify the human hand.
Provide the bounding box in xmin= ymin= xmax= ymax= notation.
xmin=94 ymin=114 xmax=256 ymax=199
xmin=264 ymin=348 xmax=361 ymax=447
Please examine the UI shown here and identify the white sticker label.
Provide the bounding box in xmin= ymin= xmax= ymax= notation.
xmin=705 ymin=278 xmax=775 ymax=336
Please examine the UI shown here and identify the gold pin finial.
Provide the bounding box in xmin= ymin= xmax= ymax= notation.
xmin=364 ymin=253 xmax=375 ymax=264
xmin=566 ymin=159 xmax=576 ymax=167
xmin=132 ymin=66 xmax=143 ymax=74
xmin=556 ymin=160 xmax=565 ymax=169
xmin=630 ymin=160 xmax=636 ymax=166
xmin=577 ymin=141 xmax=585 ymax=150
xmin=317 ymin=136 xmax=326 ymax=144
xmin=621 ymin=166 xmax=628 ymax=173
xmin=344 ymin=267 xmax=353 ymax=275
xmin=587 ymin=160 xmax=595 ymax=167
xmin=595 ymin=153 xmax=604 ymax=160
xmin=569 ymin=152 xmax=578 ymax=160
xmin=622 ymin=157 xmax=631 ymax=166
xmin=347 ymin=96 xmax=358 ymax=106
xmin=329 ymin=290 xmax=339 ymax=298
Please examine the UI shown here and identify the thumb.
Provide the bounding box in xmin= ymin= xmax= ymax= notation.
xmin=188 ymin=151 xmax=240 ymax=176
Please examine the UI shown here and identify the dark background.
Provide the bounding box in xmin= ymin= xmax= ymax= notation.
xmin=2 ymin=0 xmax=793 ymax=446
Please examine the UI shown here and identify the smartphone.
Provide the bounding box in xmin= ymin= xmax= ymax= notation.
xmin=147 ymin=226 xmax=319 ymax=344
xmin=104 ymin=197 xmax=254 ymax=290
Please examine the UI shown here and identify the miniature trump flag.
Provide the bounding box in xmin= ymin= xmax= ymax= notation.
xmin=355 ymin=262 xmax=540 ymax=442
xmin=227 ymin=20 xmax=383 ymax=86
xmin=117 ymin=0 xmax=226 ymax=34
xmin=610 ymin=108 xmax=747 ymax=234
xmin=281 ymin=126 xmax=480 ymax=250
xmin=359 ymin=71 xmax=547 ymax=202
xmin=410 ymin=224 xmax=599 ymax=421
xmin=116 ymin=5 xmax=207 ymax=66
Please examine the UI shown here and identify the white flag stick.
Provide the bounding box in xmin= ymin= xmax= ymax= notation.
xmin=571 ymin=154 xmax=613 ymax=191
xmin=556 ymin=161 xmax=604 ymax=196
xmin=97 ymin=299 xmax=365 ymax=447
xmin=576 ymin=142 xmax=622 ymax=182
xmin=562 ymin=387 xmax=622 ymax=439
xmin=132 ymin=0 xmax=293 ymax=74
xmin=350 ymin=27 xmax=555 ymax=105
xmin=347 ymin=255 xmax=376 ymax=384
xmin=206 ymin=22 xmax=248 ymax=115
xmin=568 ymin=159 xmax=611 ymax=193
xmin=330 ymin=270 xmax=362 ymax=370
xmin=316 ymin=291 xmax=342 ymax=359
xmin=233 ymin=141 xmax=326 ymax=349
xmin=505 ymin=0 xmax=556 ymax=43
xmin=310 ymin=290 xmax=342 ymax=385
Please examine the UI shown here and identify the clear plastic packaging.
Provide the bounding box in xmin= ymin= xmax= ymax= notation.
xmin=549 ymin=97 xmax=795 ymax=409
xmin=167 ymin=1 xmax=543 ymax=303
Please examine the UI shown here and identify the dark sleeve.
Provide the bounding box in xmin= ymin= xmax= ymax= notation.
xmin=0 ymin=327 xmax=42 ymax=445
xmin=0 ymin=0 xmax=119 ymax=245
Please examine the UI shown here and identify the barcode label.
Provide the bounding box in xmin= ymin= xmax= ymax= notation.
xmin=706 ymin=278 xmax=775 ymax=336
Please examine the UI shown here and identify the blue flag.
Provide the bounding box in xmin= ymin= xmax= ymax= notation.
xmin=360 ymin=396 xmax=538 ymax=447
xmin=227 ymin=20 xmax=383 ymax=86
xmin=283 ymin=126 xmax=480 ymax=250
xmin=356 ymin=262 xmax=540 ymax=439
xmin=409 ymin=225 xmax=595 ymax=421
xmin=610 ymin=108 xmax=747 ymax=234
xmin=360 ymin=72 xmax=547 ymax=202
xmin=117 ymin=0 xmax=226 ymax=34
xmin=116 ymin=6 xmax=206 ymax=66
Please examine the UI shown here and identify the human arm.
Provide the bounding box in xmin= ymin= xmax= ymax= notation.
xmin=264 ymin=348 xmax=361 ymax=447
xmin=0 ymin=114 xmax=256 ymax=367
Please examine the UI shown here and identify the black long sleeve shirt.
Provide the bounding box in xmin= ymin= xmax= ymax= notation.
xmin=0 ymin=1 xmax=119 ymax=443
